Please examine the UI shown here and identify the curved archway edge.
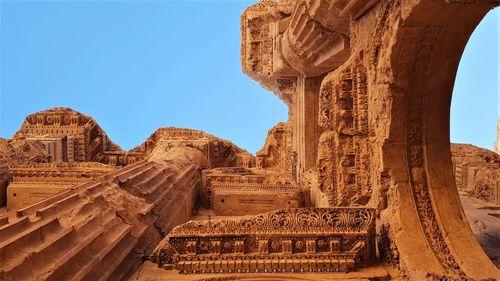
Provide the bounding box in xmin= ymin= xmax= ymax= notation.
xmin=241 ymin=0 xmax=500 ymax=279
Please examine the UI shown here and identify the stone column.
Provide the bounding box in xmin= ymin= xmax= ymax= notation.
xmin=292 ymin=76 xmax=322 ymax=179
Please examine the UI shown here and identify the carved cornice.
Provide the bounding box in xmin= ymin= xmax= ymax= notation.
xmin=151 ymin=208 xmax=375 ymax=274
xmin=170 ymin=208 xmax=374 ymax=236
xmin=211 ymin=183 xmax=300 ymax=195
xmin=241 ymin=0 xmax=380 ymax=99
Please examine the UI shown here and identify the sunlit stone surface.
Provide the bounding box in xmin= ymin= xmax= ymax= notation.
xmin=1 ymin=0 xmax=499 ymax=280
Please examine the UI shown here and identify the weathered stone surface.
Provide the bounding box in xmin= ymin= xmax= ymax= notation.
xmin=242 ymin=0 xmax=500 ymax=279
xmin=0 ymin=147 xmax=205 ymax=281
xmin=2 ymin=0 xmax=500 ymax=280
xmin=495 ymin=118 xmax=500 ymax=154
xmin=151 ymin=207 xmax=376 ymax=274
xmin=470 ymin=165 xmax=500 ymax=203
xmin=129 ymin=127 xmax=255 ymax=169
xmin=12 ymin=107 xmax=132 ymax=165
xmin=0 ymin=155 xmax=10 ymax=206
xmin=256 ymin=122 xmax=293 ymax=178
xmin=6 ymin=162 xmax=116 ymax=210
xmin=451 ymin=143 xmax=500 ymax=168
xmin=0 ymin=138 xmax=50 ymax=164
xmin=202 ymin=167 xmax=303 ymax=215
xmin=0 ymin=109 xmax=263 ymax=280
xmin=451 ymin=144 xmax=500 ymax=204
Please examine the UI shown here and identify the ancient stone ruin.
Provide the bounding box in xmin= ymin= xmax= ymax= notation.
xmin=0 ymin=0 xmax=499 ymax=280
xmin=495 ymin=118 xmax=500 ymax=155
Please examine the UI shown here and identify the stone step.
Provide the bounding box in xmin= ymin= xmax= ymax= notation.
xmin=43 ymin=216 xmax=124 ymax=281
xmin=138 ymin=180 xmax=181 ymax=226
xmin=0 ymin=218 xmax=61 ymax=262
xmin=122 ymin=168 xmax=169 ymax=199
xmin=68 ymin=223 xmax=133 ymax=281
xmin=153 ymin=178 xmax=195 ymax=232
xmin=14 ymin=180 xmax=102 ymax=219
xmin=156 ymin=185 xmax=195 ymax=234
xmin=35 ymin=193 xmax=82 ymax=219
xmin=82 ymin=182 xmax=106 ymax=197
xmin=149 ymin=167 xmax=197 ymax=212
xmin=141 ymin=173 xmax=175 ymax=202
xmin=137 ymin=168 xmax=172 ymax=192
xmin=116 ymin=162 xmax=156 ymax=186
xmin=80 ymin=230 xmax=137 ymax=281
xmin=43 ymin=227 xmax=106 ymax=281
xmin=0 ymin=206 xmax=117 ymax=280
xmin=1 ymin=226 xmax=75 ymax=277
xmin=102 ymin=160 xmax=147 ymax=180
xmin=105 ymin=235 xmax=142 ymax=281
xmin=73 ymin=206 xmax=116 ymax=237
xmin=37 ymin=209 xmax=117 ymax=281
xmin=119 ymin=165 xmax=159 ymax=188
xmin=0 ymin=217 xmax=29 ymax=242
xmin=0 ymin=216 xmax=8 ymax=228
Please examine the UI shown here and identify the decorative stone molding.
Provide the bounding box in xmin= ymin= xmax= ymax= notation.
xmin=151 ymin=207 xmax=375 ymax=274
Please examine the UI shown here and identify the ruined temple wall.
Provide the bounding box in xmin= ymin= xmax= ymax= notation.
xmin=356 ymin=1 xmax=499 ymax=279
xmin=0 ymin=147 xmax=206 ymax=281
xmin=5 ymin=162 xmax=116 ymax=210
xmin=0 ymin=155 xmax=10 ymax=206
xmin=242 ymin=0 xmax=499 ymax=279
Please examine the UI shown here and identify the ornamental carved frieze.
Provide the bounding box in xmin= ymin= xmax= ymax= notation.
xmin=9 ymin=162 xmax=115 ymax=184
xmin=150 ymin=208 xmax=375 ymax=274
xmin=317 ymin=63 xmax=372 ymax=206
xmin=202 ymin=167 xmax=297 ymax=208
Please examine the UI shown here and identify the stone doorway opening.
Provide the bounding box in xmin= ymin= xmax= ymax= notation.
xmin=449 ymin=7 xmax=500 ymax=268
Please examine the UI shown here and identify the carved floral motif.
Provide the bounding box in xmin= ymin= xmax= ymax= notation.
xmin=151 ymin=208 xmax=375 ymax=274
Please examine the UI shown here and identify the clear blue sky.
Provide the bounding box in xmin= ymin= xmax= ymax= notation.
xmin=451 ymin=8 xmax=499 ymax=150
xmin=0 ymin=2 xmax=498 ymax=154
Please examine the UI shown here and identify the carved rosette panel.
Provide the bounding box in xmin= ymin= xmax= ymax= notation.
xmin=152 ymin=208 xmax=375 ymax=274
xmin=317 ymin=63 xmax=372 ymax=206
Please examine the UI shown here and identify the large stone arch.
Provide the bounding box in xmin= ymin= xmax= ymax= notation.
xmin=241 ymin=0 xmax=500 ymax=279
xmin=379 ymin=1 xmax=498 ymax=279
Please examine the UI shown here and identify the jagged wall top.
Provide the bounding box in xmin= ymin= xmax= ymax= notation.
xmin=129 ymin=127 xmax=255 ymax=168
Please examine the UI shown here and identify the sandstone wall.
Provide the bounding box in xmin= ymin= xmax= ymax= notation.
xmin=450 ymin=143 xmax=500 ymax=203
xmin=241 ymin=0 xmax=500 ymax=279
xmin=0 ymin=147 xmax=206 ymax=281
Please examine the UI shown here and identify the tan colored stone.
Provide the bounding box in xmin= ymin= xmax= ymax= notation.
xmin=12 ymin=107 xmax=132 ymax=165
xmin=496 ymin=118 xmax=500 ymax=154
xmin=151 ymin=208 xmax=376 ymax=274
xmin=201 ymin=167 xmax=302 ymax=213
xmin=0 ymin=155 xmax=10 ymax=206
xmin=6 ymin=162 xmax=115 ymax=210
xmin=0 ymin=147 xmax=206 ymax=281
xmin=0 ymin=138 xmax=50 ymax=164
xmin=451 ymin=144 xmax=500 ymax=203
xmin=130 ymin=127 xmax=255 ymax=169
xmin=241 ymin=0 xmax=500 ymax=279
xmin=2 ymin=0 xmax=500 ymax=280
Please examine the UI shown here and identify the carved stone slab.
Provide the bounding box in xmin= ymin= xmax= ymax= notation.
xmin=151 ymin=207 xmax=375 ymax=274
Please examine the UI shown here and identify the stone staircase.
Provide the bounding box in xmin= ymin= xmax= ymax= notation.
xmin=0 ymin=159 xmax=202 ymax=281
